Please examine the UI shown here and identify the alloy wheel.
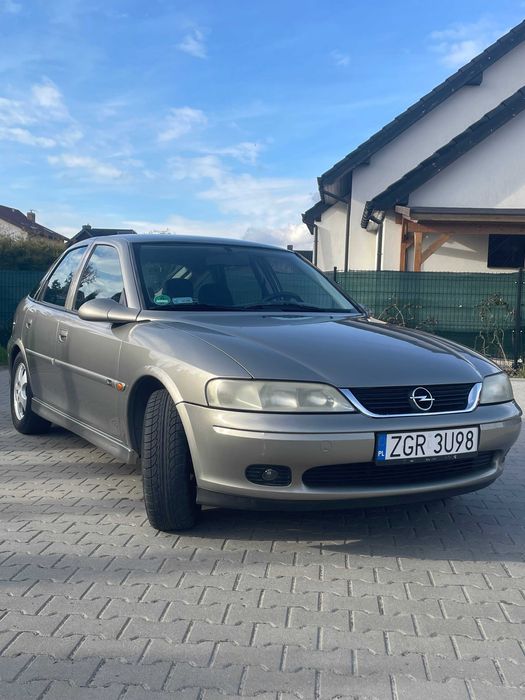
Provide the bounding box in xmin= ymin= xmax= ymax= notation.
xmin=13 ymin=362 xmax=28 ymax=421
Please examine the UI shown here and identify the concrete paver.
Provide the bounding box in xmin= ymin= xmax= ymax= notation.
xmin=0 ymin=368 xmax=524 ymax=698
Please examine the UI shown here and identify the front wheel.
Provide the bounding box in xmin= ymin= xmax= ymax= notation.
xmin=141 ymin=389 xmax=198 ymax=531
xmin=10 ymin=355 xmax=51 ymax=435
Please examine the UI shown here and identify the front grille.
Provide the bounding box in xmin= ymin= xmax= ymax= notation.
xmin=302 ymin=452 xmax=494 ymax=488
xmin=350 ymin=383 xmax=475 ymax=415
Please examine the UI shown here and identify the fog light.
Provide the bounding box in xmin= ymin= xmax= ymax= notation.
xmin=245 ymin=464 xmax=292 ymax=486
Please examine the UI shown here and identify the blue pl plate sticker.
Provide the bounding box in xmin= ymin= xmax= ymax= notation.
xmin=172 ymin=297 xmax=194 ymax=304
xmin=376 ymin=433 xmax=387 ymax=461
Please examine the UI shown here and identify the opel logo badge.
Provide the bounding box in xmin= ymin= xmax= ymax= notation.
xmin=409 ymin=386 xmax=435 ymax=412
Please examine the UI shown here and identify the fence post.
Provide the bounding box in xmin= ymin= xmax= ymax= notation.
xmin=513 ymin=267 xmax=524 ymax=370
xmin=333 ymin=267 xmax=337 ymax=284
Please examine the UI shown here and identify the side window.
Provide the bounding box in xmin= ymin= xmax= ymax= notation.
xmin=74 ymin=245 xmax=125 ymax=310
xmin=41 ymin=247 xmax=87 ymax=307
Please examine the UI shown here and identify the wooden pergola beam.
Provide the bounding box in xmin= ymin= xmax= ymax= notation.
xmin=397 ymin=212 xmax=525 ymax=271
xmin=410 ymin=221 xmax=525 ymax=235
xmin=422 ymin=233 xmax=450 ymax=263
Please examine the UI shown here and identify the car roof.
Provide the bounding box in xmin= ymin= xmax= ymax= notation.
xmin=69 ymin=233 xmax=286 ymax=251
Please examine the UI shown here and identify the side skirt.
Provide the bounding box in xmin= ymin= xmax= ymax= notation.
xmin=32 ymin=398 xmax=139 ymax=465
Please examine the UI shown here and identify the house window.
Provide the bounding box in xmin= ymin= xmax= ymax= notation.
xmin=487 ymin=234 xmax=525 ymax=268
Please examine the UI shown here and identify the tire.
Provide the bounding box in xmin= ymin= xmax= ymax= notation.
xmin=10 ymin=354 xmax=51 ymax=435
xmin=141 ymin=388 xmax=198 ymax=531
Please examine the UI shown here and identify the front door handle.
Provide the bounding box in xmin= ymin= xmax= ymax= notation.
xmin=25 ymin=319 xmax=32 ymax=329
xmin=58 ymin=329 xmax=69 ymax=342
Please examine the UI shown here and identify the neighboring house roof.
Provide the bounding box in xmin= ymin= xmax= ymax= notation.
xmin=303 ymin=19 xmax=525 ymax=227
xmin=0 ymin=205 xmax=66 ymax=242
xmin=361 ymin=85 xmax=525 ymax=227
xmin=67 ymin=225 xmax=138 ymax=247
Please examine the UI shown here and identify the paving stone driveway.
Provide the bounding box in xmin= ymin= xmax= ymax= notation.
xmin=0 ymin=368 xmax=524 ymax=699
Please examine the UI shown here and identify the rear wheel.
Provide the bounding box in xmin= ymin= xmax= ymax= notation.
xmin=10 ymin=355 xmax=51 ymax=435
xmin=141 ymin=389 xmax=198 ymax=531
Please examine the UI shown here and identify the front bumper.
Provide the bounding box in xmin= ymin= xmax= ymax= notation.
xmin=177 ymin=401 xmax=522 ymax=509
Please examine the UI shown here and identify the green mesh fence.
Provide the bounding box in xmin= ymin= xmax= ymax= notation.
xmin=328 ymin=270 xmax=522 ymax=368
xmin=1 ymin=268 xmax=523 ymax=369
xmin=0 ymin=270 xmax=44 ymax=348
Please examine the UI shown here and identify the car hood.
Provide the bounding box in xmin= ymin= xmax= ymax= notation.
xmin=143 ymin=312 xmax=497 ymax=387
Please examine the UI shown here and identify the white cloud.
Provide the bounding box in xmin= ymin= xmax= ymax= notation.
xmin=0 ymin=79 xmax=77 ymax=149
xmin=165 ymin=153 xmax=314 ymax=246
xmin=200 ymin=172 xmax=310 ymax=225
xmin=331 ymin=50 xmax=350 ymax=67
xmin=124 ymin=215 xmax=312 ymax=250
xmin=0 ymin=97 xmax=33 ymax=126
xmin=48 ymin=153 xmax=123 ymax=180
xmin=158 ymin=106 xmax=207 ymax=142
xmin=124 ymin=214 xmax=244 ymax=238
xmin=202 ymin=142 xmax=264 ymax=165
xmin=177 ymin=28 xmax=207 ymax=59
xmin=430 ymin=19 xmax=506 ymax=69
xmin=0 ymin=126 xmax=55 ymax=147
xmin=243 ymin=222 xmax=312 ymax=248
xmin=170 ymin=154 xmax=224 ymax=181
xmin=31 ymin=79 xmax=69 ymax=119
xmin=57 ymin=126 xmax=84 ymax=147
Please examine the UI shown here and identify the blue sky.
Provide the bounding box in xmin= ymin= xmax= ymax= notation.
xmin=0 ymin=0 xmax=523 ymax=245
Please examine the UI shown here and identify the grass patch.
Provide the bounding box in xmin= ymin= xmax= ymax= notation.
xmin=0 ymin=346 xmax=7 ymax=365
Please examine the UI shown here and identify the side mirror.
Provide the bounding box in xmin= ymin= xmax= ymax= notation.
xmin=78 ymin=298 xmax=140 ymax=324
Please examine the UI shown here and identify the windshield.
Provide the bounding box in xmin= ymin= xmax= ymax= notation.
xmin=134 ymin=242 xmax=359 ymax=313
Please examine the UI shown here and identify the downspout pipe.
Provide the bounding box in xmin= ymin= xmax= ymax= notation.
xmin=344 ymin=197 xmax=351 ymax=272
xmin=374 ymin=212 xmax=386 ymax=271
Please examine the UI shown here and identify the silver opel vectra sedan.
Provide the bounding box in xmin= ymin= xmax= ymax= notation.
xmin=8 ymin=234 xmax=522 ymax=530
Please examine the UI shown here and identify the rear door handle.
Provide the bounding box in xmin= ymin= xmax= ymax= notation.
xmin=25 ymin=319 xmax=32 ymax=328
xmin=58 ymin=329 xmax=68 ymax=342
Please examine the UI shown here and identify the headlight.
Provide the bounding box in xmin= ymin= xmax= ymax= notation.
xmin=206 ymin=379 xmax=356 ymax=412
xmin=479 ymin=372 xmax=513 ymax=404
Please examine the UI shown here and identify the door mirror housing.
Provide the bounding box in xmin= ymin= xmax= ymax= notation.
xmin=78 ymin=298 xmax=140 ymax=324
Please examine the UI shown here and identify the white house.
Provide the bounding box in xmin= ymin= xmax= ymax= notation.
xmin=0 ymin=205 xmax=66 ymax=243
xmin=303 ymin=20 xmax=525 ymax=273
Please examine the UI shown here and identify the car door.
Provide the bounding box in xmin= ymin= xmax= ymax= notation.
xmin=54 ymin=243 xmax=128 ymax=440
xmin=23 ymin=246 xmax=88 ymax=408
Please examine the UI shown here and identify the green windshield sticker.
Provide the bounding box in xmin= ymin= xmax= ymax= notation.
xmin=153 ymin=294 xmax=171 ymax=306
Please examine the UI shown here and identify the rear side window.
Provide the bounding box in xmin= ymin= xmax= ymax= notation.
xmin=74 ymin=245 xmax=125 ymax=310
xmin=41 ymin=247 xmax=87 ymax=307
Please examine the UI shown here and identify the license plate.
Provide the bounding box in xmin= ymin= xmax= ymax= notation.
xmin=376 ymin=427 xmax=479 ymax=461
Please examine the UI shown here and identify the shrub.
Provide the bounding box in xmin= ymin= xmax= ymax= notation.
xmin=0 ymin=237 xmax=65 ymax=271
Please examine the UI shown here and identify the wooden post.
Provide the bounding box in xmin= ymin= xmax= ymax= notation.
xmin=399 ymin=220 xmax=408 ymax=271
xmin=414 ymin=232 xmax=423 ymax=272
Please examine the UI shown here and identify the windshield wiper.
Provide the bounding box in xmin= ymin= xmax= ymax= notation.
xmin=239 ymin=302 xmax=338 ymax=312
xmin=156 ymin=302 xmax=233 ymax=311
